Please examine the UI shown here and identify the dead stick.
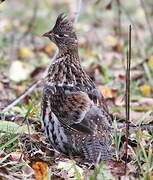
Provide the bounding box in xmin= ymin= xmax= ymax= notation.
xmin=2 ymin=80 xmax=41 ymax=112
xmin=125 ymin=25 xmax=132 ymax=173
xmin=2 ymin=51 xmax=58 ymax=113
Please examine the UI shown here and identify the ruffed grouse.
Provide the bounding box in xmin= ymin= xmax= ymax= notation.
xmin=41 ymin=13 xmax=112 ymax=165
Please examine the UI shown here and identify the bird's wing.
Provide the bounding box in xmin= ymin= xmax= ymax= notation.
xmin=59 ymin=91 xmax=96 ymax=134
xmin=43 ymin=84 xmax=111 ymax=135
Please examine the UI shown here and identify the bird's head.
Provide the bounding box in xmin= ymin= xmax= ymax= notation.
xmin=43 ymin=13 xmax=78 ymax=51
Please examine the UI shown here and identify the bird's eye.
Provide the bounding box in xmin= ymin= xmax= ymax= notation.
xmin=58 ymin=33 xmax=64 ymax=37
xmin=55 ymin=33 xmax=68 ymax=38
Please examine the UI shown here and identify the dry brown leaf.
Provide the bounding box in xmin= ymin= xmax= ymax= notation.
xmin=115 ymin=94 xmax=125 ymax=106
xmin=21 ymin=164 xmax=34 ymax=177
xmin=130 ymin=70 xmax=144 ymax=80
xmin=105 ymin=161 xmax=126 ymax=177
xmin=118 ymin=109 xmax=153 ymax=124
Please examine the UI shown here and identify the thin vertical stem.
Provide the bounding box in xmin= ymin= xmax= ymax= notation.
xmin=125 ymin=25 xmax=132 ymax=173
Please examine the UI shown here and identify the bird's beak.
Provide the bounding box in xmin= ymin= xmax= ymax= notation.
xmin=42 ymin=31 xmax=50 ymax=37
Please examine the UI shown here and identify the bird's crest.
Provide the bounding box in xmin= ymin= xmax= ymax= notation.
xmin=53 ymin=13 xmax=74 ymax=33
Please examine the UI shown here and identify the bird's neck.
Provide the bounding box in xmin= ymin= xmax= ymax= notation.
xmin=58 ymin=47 xmax=80 ymax=63
xmin=47 ymin=48 xmax=95 ymax=89
xmin=47 ymin=47 xmax=81 ymax=85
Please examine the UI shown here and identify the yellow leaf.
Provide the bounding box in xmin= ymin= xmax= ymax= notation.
xmin=32 ymin=161 xmax=49 ymax=180
xmin=140 ymin=84 xmax=151 ymax=97
xmin=148 ymin=56 xmax=153 ymax=69
xmin=85 ymin=50 xmax=97 ymax=57
xmin=19 ymin=48 xmax=33 ymax=59
xmin=106 ymin=35 xmax=118 ymax=46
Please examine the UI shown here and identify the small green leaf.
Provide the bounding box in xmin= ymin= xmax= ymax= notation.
xmin=0 ymin=120 xmax=34 ymax=134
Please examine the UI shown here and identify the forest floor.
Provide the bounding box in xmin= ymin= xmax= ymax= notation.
xmin=0 ymin=0 xmax=153 ymax=179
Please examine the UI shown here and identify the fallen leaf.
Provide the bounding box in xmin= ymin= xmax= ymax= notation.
xmin=97 ymin=85 xmax=115 ymax=98
xmin=140 ymin=84 xmax=151 ymax=97
xmin=19 ymin=48 xmax=33 ymax=59
xmin=22 ymin=164 xmax=34 ymax=177
xmin=9 ymin=61 xmax=34 ymax=82
xmin=105 ymin=161 xmax=126 ymax=177
xmin=57 ymin=160 xmax=83 ymax=178
xmin=0 ymin=120 xmax=35 ymax=134
xmin=131 ymin=70 xmax=144 ymax=80
xmin=84 ymin=50 xmax=97 ymax=57
xmin=106 ymin=35 xmax=118 ymax=47
xmin=32 ymin=161 xmax=49 ymax=180
xmin=9 ymin=151 xmax=22 ymax=161
xmin=115 ymin=94 xmax=125 ymax=106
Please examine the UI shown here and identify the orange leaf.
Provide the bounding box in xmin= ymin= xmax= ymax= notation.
xmin=32 ymin=161 xmax=49 ymax=180
xmin=45 ymin=44 xmax=56 ymax=55
xmin=97 ymin=85 xmax=114 ymax=98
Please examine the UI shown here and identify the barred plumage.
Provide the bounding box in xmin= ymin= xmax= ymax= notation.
xmin=41 ymin=13 xmax=113 ymax=165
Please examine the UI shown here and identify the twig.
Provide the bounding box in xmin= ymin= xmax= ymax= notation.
xmin=125 ymin=25 xmax=132 ymax=173
xmin=116 ymin=122 xmax=153 ymax=132
xmin=2 ymin=2 xmax=82 ymax=112
xmin=0 ymin=113 xmax=34 ymax=122
xmin=116 ymin=0 xmax=122 ymax=38
xmin=2 ymin=80 xmax=41 ymax=112
xmin=2 ymin=51 xmax=58 ymax=113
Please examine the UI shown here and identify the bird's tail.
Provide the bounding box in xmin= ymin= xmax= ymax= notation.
xmin=82 ymin=135 xmax=112 ymax=165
